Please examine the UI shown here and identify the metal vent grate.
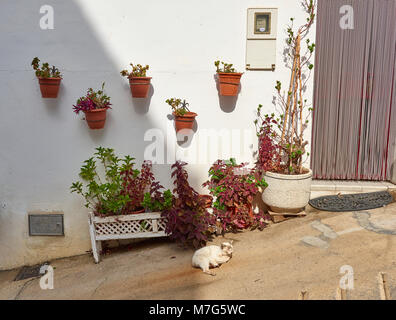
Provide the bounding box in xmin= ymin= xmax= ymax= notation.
xmin=28 ymin=214 xmax=64 ymax=236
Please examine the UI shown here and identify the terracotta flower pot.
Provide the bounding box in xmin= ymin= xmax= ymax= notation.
xmin=173 ymin=112 xmax=197 ymax=132
xmin=129 ymin=77 xmax=152 ymax=98
xmin=217 ymin=72 xmax=243 ymax=96
xmin=83 ymin=108 xmax=108 ymax=129
xmin=38 ymin=77 xmax=61 ymax=98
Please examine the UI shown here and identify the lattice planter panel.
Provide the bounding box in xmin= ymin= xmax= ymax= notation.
xmin=88 ymin=212 xmax=167 ymax=263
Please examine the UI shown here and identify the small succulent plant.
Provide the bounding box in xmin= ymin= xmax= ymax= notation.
xmin=214 ymin=60 xmax=238 ymax=73
xmin=165 ymin=98 xmax=190 ymax=116
xmin=120 ymin=63 xmax=149 ymax=78
xmin=31 ymin=57 xmax=62 ymax=78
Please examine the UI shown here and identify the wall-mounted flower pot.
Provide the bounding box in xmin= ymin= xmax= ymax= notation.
xmin=38 ymin=77 xmax=61 ymax=98
xmin=217 ymin=73 xmax=243 ymax=96
xmin=84 ymin=108 xmax=108 ymax=129
xmin=129 ymin=77 xmax=152 ymax=98
xmin=173 ymin=112 xmax=197 ymax=132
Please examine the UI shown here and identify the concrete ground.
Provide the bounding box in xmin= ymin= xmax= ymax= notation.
xmin=1 ymin=203 xmax=396 ymax=300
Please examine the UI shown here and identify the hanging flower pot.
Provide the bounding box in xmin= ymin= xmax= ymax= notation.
xmin=121 ymin=63 xmax=152 ymax=98
xmin=31 ymin=57 xmax=62 ymax=98
xmin=73 ymin=82 xmax=112 ymax=130
xmin=217 ymin=72 xmax=243 ymax=96
xmin=174 ymin=112 xmax=197 ymax=132
xmin=38 ymin=77 xmax=62 ymax=98
xmin=84 ymin=108 xmax=108 ymax=129
xmin=214 ymin=60 xmax=243 ymax=96
xmin=166 ymin=98 xmax=197 ymax=132
xmin=129 ymin=77 xmax=152 ymax=98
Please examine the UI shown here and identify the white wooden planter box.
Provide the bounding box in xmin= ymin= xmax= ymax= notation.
xmin=88 ymin=212 xmax=167 ymax=263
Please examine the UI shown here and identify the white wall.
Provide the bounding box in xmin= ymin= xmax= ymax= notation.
xmin=0 ymin=0 xmax=315 ymax=270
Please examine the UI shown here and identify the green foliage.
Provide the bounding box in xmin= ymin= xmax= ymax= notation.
xmin=214 ymin=60 xmax=238 ymax=73
xmin=31 ymin=57 xmax=62 ymax=78
xmin=120 ymin=63 xmax=149 ymax=78
xmin=70 ymin=147 xmax=135 ymax=216
xmin=165 ymin=98 xmax=191 ymax=116
xmin=142 ymin=189 xmax=173 ymax=212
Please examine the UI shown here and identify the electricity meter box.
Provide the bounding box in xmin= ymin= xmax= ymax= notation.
xmin=246 ymin=8 xmax=278 ymax=71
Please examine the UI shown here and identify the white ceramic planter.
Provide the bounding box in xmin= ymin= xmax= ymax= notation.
xmin=262 ymin=169 xmax=313 ymax=213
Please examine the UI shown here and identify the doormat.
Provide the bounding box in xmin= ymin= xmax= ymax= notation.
xmin=14 ymin=263 xmax=49 ymax=281
xmin=309 ymin=191 xmax=393 ymax=212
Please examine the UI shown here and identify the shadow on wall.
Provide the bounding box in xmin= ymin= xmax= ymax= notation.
xmin=123 ymin=81 xmax=154 ymax=115
xmin=0 ymin=0 xmax=200 ymax=275
xmin=213 ymin=74 xmax=240 ymax=113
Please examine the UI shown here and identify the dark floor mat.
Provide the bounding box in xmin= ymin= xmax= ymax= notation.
xmin=309 ymin=191 xmax=393 ymax=212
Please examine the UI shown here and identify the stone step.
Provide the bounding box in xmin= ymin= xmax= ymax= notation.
xmin=310 ymin=180 xmax=396 ymax=199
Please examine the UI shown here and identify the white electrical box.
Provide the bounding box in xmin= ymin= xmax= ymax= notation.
xmin=246 ymin=8 xmax=278 ymax=70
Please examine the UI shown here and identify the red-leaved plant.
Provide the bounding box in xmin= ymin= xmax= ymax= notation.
xmin=120 ymin=160 xmax=156 ymax=214
xmin=162 ymin=161 xmax=215 ymax=248
xmin=254 ymin=108 xmax=282 ymax=176
xmin=73 ymin=82 xmax=112 ymax=114
xmin=254 ymin=1 xmax=316 ymax=175
xmin=203 ymin=158 xmax=269 ymax=233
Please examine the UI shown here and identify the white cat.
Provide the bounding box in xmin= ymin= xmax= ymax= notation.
xmin=192 ymin=241 xmax=233 ymax=276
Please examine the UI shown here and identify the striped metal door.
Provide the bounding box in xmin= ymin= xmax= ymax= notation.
xmin=311 ymin=0 xmax=396 ymax=180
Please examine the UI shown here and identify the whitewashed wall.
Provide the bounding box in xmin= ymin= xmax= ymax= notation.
xmin=0 ymin=0 xmax=315 ymax=270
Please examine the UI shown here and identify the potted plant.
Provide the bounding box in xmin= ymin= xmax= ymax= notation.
xmin=254 ymin=0 xmax=316 ymax=214
xmin=73 ymin=82 xmax=112 ymax=129
xmin=215 ymin=60 xmax=243 ymax=96
xmin=165 ymin=98 xmax=197 ymax=132
xmin=120 ymin=63 xmax=151 ymax=98
xmin=71 ymin=147 xmax=169 ymax=262
xmin=31 ymin=57 xmax=62 ymax=98
xmin=162 ymin=161 xmax=215 ymax=248
xmin=203 ymin=158 xmax=269 ymax=234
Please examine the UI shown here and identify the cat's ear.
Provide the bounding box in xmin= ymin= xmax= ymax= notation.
xmin=230 ymin=240 xmax=234 ymax=244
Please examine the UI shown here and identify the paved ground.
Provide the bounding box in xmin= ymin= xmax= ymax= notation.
xmin=1 ymin=202 xmax=396 ymax=300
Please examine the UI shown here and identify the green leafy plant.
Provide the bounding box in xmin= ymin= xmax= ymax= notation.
xmin=165 ymin=98 xmax=191 ymax=116
xmin=70 ymin=147 xmax=131 ymax=216
xmin=142 ymin=188 xmax=173 ymax=212
xmin=70 ymin=147 xmax=160 ymax=216
xmin=120 ymin=63 xmax=150 ymax=78
xmin=214 ymin=60 xmax=238 ymax=73
xmin=31 ymin=57 xmax=62 ymax=78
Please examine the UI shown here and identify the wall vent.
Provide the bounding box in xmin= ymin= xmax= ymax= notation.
xmin=28 ymin=214 xmax=64 ymax=236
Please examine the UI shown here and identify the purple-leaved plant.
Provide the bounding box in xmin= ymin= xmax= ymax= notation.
xmin=73 ymin=82 xmax=112 ymax=114
xmin=162 ymin=161 xmax=215 ymax=248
